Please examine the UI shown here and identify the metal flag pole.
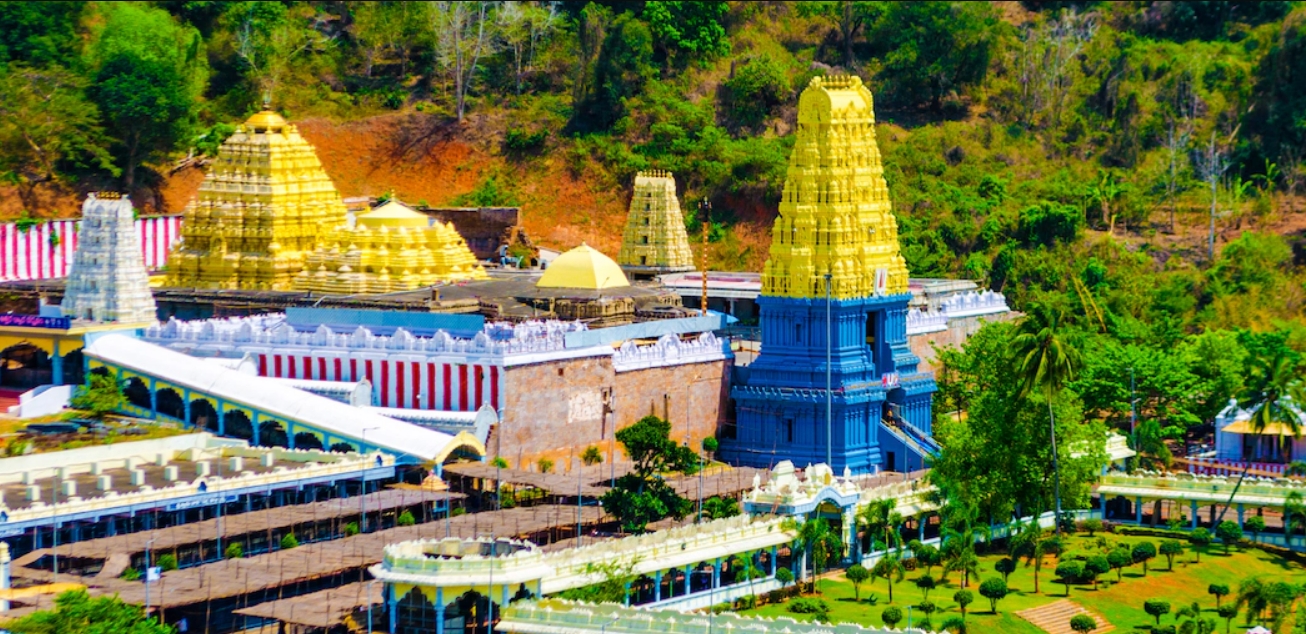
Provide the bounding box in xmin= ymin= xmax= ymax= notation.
xmin=825 ymin=273 xmax=833 ymax=468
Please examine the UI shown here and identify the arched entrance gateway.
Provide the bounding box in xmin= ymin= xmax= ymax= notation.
xmin=0 ymin=344 xmax=51 ymax=389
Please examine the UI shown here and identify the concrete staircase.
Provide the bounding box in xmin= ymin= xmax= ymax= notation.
xmin=1016 ymin=599 xmax=1114 ymax=634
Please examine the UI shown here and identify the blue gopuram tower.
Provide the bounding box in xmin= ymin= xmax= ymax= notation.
xmin=719 ymin=76 xmax=937 ymax=474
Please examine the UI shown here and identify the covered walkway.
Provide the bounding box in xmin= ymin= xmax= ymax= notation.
xmin=83 ymin=334 xmax=484 ymax=465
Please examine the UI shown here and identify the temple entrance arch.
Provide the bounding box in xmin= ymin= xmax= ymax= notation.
xmin=0 ymin=344 xmax=50 ymax=389
xmin=293 ymin=431 xmax=324 ymax=451
xmin=224 ymin=410 xmax=254 ymax=442
xmin=124 ymin=377 xmax=151 ymax=410
xmin=449 ymin=590 xmax=496 ymax=634
xmin=190 ymin=400 xmax=218 ymax=432
xmin=258 ymin=420 xmax=289 ymax=448
xmin=394 ymin=586 xmax=436 ymax=634
xmin=155 ymin=388 xmax=185 ymax=421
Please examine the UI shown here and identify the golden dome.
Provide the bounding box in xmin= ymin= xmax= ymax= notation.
xmin=536 ymin=243 xmax=631 ymax=290
xmin=244 ymin=110 xmax=288 ymax=131
xmin=356 ymin=200 xmax=431 ymax=229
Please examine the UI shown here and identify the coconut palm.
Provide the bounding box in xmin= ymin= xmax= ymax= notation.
xmin=1215 ymin=350 xmax=1304 ymax=525
xmin=940 ymin=502 xmax=989 ymax=588
xmin=1285 ymin=491 xmax=1306 ymax=548
xmin=858 ymin=498 xmax=904 ymax=555
xmin=1011 ymin=306 xmax=1080 ymax=535
xmin=1009 ymin=517 xmax=1051 ymax=594
xmin=785 ymin=517 xmax=843 ymax=594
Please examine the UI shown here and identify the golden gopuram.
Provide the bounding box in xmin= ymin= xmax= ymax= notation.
xmin=761 ymin=75 xmax=909 ymax=300
xmin=294 ymin=199 xmax=487 ymax=294
xmin=616 ymin=170 xmax=695 ymax=276
xmin=167 ymin=110 xmax=348 ymax=290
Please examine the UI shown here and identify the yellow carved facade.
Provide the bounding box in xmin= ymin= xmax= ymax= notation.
xmin=166 ymin=111 xmax=348 ymax=290
xmin=617 ymin=170 xmax=694 ymax=272
xmin=294 ymin=200 xmax=487 ymax=294
xmin=761 ymin=75 xmax=910 ymax=300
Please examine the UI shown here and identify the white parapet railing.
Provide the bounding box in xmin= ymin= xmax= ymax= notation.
xmin=371 ymin=515 xmax=797 ymax=597
xmin=1097 ymin=470 xmax=1306 ymax=508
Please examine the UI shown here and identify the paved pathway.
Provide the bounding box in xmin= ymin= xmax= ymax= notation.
xmin=1016 ymin=599 xmax=1113 ymax=634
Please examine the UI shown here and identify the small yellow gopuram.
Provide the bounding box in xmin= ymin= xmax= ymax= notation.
xmin=294 ymin=199 xmax=487 ymax=294
xmin=761 ymin=75 xmax=909 ymax=300
xmin=617 ymin=170 xmax=694 ymax=274
xmin=167 ymin=110 xmax=348 ymax=290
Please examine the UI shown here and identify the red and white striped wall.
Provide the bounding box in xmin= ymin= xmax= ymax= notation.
xmin=0 ymin=216 xmax=181 ymax=282
xmin=257 ymin=353 xmax=504 ymax=412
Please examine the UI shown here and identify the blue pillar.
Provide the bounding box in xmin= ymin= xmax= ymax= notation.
xmin=919 ymin=514 xmax=926 ymax=540
xmin=148 ymin=378 xmax=157 ymax=419
xmin=713 ymin=557 xmax=721 ymax=588
xmin=1238 ymin=504 xmax=1245 ymax=529
xmin=435 ymin=587 xmax=444 ymax=634
xmin=389 ymin=585 xmax=399 ymax=634
xmin=251 ymin=413 xmax=260 ymax=446
xmin=683 ymin=565 xmax=691 ymax=595
xmin=183 ymin=390 xmax=192 ymax=428
xmin=654 ymin=570 xmax=663 ymax=602
xmin=623 ymin=581 xmax=631 ymax=606
xmin=51 ymin=340 xmax=63 ymax=385
xmin=770 ymin=546 xmax=778 ymax=575
xmin=217 ymin=402 xmax=226 ymax=436
xmin=1191 ymin=501 xmax=1199 ymax=529
xmin=1099 ymin=495 xmax=1107 ymax=519
xmin=1135 ymin=497 xmax=1143 ymax=524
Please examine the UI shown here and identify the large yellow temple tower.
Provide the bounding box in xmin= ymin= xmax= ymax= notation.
xmin=166 ymin=111 xmax=349 ymax=290
xmin=721 ymin=75 xmax=936 ymax=475
xmin=761 ymin=75 xmax=909 ymax=300
xmin=617 ymin=170 xmax=695 ymax=275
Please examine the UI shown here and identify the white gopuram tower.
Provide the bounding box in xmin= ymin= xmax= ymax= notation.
xmin=61 ymin=193 xmax=157 ymax=323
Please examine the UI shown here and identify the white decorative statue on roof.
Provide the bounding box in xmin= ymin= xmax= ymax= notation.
xmin=61 ymin=193 xmax=157 ymax=323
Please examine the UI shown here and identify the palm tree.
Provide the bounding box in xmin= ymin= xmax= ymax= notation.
xmin=872 ymin=553 xmax=907 ymax=603
xmin=786 ymin=517 xmax=843 ymax=594
xmin=940 ymin=502 xmax=989 ymax=588
xmin=1011 ymin=306 xmax=1080 ymax=535
xmin=1215 ymin=350 xmax=1304 ymax=525
xmin=1009 ymin=517 xmax=1050 ymax=594
xmin=1284 ymin=492 xmax=1306 ymax=548
xmin=858 ymin=498 xmax=904 ymax=556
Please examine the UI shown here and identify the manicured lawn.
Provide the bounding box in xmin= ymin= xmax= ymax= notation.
xmin=740 ymin=530 xmax=1306 ymax=633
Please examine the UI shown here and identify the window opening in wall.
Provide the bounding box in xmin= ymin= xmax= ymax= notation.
xmin=784 ymin=418 xmax=795 ymax=443
xmin=795 ymin=323 xmax=803 ymax=344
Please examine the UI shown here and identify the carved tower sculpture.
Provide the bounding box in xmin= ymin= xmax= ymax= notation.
xmin=166 ymin=110 xmax=349 ymax=290
xmin=62 ymin=193 xmax=157 ymax=323
xmin=617 ymin=170 xmax=695 ymax=276
xmin=720 ymin=76 xmax=937 ymax=474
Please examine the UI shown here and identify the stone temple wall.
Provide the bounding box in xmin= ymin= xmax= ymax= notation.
xmin=498 ymin=356 xmax=729 ymax=468
xmin=908 ymin=312 xmax=1018 ymax=373
xmin=421 ymin=207 xmax=526 ymax=259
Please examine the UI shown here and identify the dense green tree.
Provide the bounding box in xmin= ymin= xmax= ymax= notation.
xmin=1132 ymin=541 xmax=1157 ymax=576
xmin=1106 ymin=546 xmax=1131 ymax=581
xmin=978 ymin=577 xmax=1008 ymax=613
xmin=0 ymin=2 xmax=87 ymax=68
xmin=796 ymin=1 xmax=881 ymax=65
xmin=1054 ymin=560 xmax=1081 ymax=596
xmin=1209 ymin=583 xmax=1230 ymax=607
xmin=954 ymin=589 xmax=974 ymax=619
xmin=1070 ymin=614 xmax=1097 ymax=634
xmin=70 ymin=371 xmax=125 ymax=418
xmin=1215 ymin=521 xmax=1243 ymax=554
xmin=1160 ymin=540 xmax=1184 ymax=570
xmin=574 ymin=13 xmax=654 ymax=131
xmin=4 ymin=589 xmax=172 ymax=634
xmin=0 ymin=65 xmax=114 ymax=202
xmin=87 ymin=3 xmax=205 ymax=189
xmin=845 ymin=563 xmax=870 ymax=601
xmin=881 ymin=605 xmax=903 ymax=628
xmin=866 ymin=2 xmax=999 ymax=110
xmin=858 ymin=497 xmax=903 ymax=554
xmin=643 ymin=1 xmax=727 ymax=67
xmin=722 ymin=55 xmax=789 ymax=129
xmin=1189 ymin=528 xmax=1212 ymax=563
xmin=932 ymin=322 xmax=1104 ymax=523
xmin=598 ymin=415 xmax=696 ymax=532
xmin=1145 ymin=599 xmax=1172 ymax=625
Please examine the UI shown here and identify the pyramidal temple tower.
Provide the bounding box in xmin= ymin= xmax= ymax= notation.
xmin=166 ymin=110 xmax=349 ymax=290
xmin=617 ymin=170 xmax=695 ymax=276
xmin=61 ymin=193 xmax=157 ymax=323
xmin=720 ymin=76 xmax=936 ymax=474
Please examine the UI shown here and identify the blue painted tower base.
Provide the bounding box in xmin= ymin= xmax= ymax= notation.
xmin=719 ymin=293 xmax=937 ymax=474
